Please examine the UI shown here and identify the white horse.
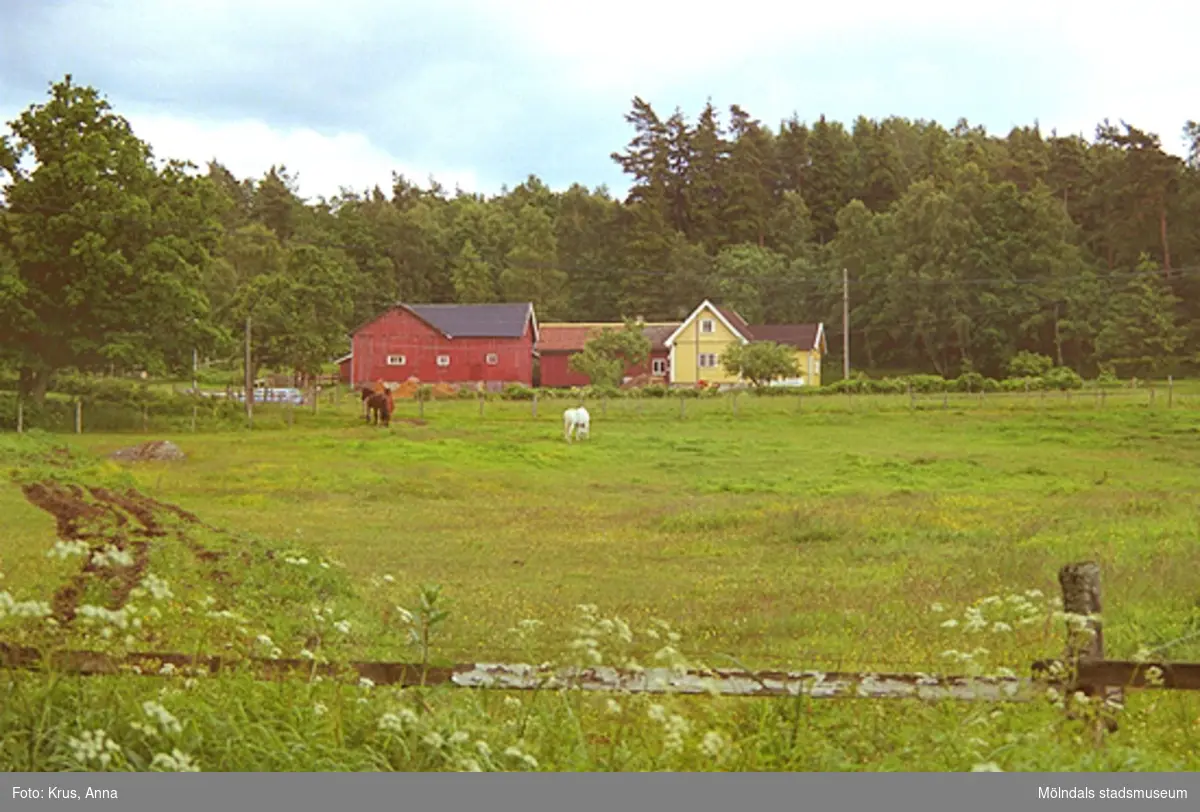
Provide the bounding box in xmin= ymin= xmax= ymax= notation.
xmin=563 ymin=406 xmax=590 ymax=443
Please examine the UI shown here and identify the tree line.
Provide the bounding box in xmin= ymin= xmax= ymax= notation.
xmin=2 ymin=75 xmax=1199 ymax=401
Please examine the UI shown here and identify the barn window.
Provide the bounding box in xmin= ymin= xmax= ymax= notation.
xmin=386 ymin=355 xmax=406 ymax=366
xmin=700 ymin=318 xmax=715 ymax=334
xmin=485 ymin=353 xmax=499 ymax=365
xmin=436 ymin=354 xmax=451 ymax=367
xmin=652 ymin=358 xmax=666 ymax=375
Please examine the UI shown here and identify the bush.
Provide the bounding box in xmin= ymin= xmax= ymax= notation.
xmin=903 ymin=375 xmax=948 ymax=394
xmin=1041 ymin=366 xmax=1084 ymax=391
xmin=502 ymin=384 xmax=535 ymax=401
xmin=641 ymin=384 xmax=669 ymax=399
xmin=1007 ymin=351 xmax=1054 ymax=378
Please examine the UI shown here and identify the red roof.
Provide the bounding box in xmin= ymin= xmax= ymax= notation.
xmin=744 ymin=323 xmax=822 ymax=349
xmin=538 ymin=323 xmax=679 ymax=353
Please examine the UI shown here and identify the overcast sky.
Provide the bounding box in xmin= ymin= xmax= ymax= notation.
xmin=2 ymin=0 xmax=1197 ymax=202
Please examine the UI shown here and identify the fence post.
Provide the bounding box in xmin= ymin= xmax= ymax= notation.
xmin=1168 ymin=376 xmax=1173 ymax=408
xmin=679 ymin=396 xmax=685 ymax=420
xmin=942 ymin=390 xmax=948 ymax=410
xmin=478 ymin=391 xmax=485 ymax=418
xmin=1058 ymin=561 xmax=1120 ymax=737
xmin=16 ymin=399 xmax=23 ymax=434
xmin=418 ymin=389 xmax=425 ymax=420
xmin=1040 ymin=389 xmax=1046 ymax=409
xmin=1150 ymin=387 xmax=1156 ymax=408
xmin=288 ymin=398 xmax=294 ymax=429
xmin=1100 ymin=390 xmax=1106 ymax=410
xmin=191 ymin=405 xmax=197 ymax=433
xmin=531 ymin=391 xmax=538 ymax=419
xmin=75 ymin=399 xmax=82 ymax=434
xmin=908 ymin=382 xmax=914 ymax=410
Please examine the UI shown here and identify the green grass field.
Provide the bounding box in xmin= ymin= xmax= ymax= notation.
xmin=3 ymin=394 xmax=1200 ymax=771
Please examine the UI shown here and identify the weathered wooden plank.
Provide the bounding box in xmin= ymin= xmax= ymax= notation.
xmin=1033 ymin=659 xmax=1200 ymax=691
xmin=0 ymin=643 xmax=1035 ymax=700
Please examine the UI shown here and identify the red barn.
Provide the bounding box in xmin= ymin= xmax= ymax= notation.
xmin=537 ymin=322 xmax=676 ymax=388
xmin=335 ymin=353 xmax=352 ymax=384
xmin=349 ymin=302 xmax=538 ymax=390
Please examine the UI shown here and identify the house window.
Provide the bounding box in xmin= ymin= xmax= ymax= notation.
xmin=699 ymin=353 xmax=719 ymax=368
xmin=485 ymin=353 xmax=499 ymax=366
xmin=386 ymin=355 xmax=406 ymax=366
xmin=700 ymin=319 xmax=715 ymax=334
xmin=652 ymin=358 xmax=666 ymax=376
xmin=436 ymin=354 xmax=450 ymax=367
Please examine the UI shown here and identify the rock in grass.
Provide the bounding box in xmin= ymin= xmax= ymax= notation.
xmin=108 ymin=440 xmax=186 ymax=462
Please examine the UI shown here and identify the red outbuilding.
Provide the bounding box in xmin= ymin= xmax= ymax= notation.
xmin=349 ymin=302 xmax=538 ymax=391
xmin=537 ymin=322 xmax=676 ymax=388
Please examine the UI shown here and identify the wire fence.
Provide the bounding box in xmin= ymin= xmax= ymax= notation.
xmin=2 ymin=380 xmax=1198 ymax=435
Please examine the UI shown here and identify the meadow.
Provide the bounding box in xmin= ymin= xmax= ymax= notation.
xmin=2 ymin=390 xmax=1200 ymax=771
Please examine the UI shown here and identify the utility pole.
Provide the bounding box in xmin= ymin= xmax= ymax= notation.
xmin=842 ymin=267 xmax=850 ymax=380
xmin=244 ymin=313 xmax=254 ymax=428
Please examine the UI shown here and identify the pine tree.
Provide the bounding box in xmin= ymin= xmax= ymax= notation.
xmin=451 ymin=239 xmax=496 ymax=303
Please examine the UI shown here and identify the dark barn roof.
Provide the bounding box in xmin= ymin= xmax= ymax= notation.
xmin=352 ymin=302 xmax=537 ymax=340
xmin=743 ymin=323 xmax=822 ymax=349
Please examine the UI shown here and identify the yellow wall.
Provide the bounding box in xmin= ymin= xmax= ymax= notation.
xmin=669 ymin=304 xmax=745 ymax=385
xmin=794 ymin=348 xmax=822 ymax=387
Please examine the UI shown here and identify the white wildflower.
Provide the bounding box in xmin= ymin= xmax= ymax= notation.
xmin=647 ymin=704 xmax=667 ymax=723
xmin=458 ymin=758 xmax=483 ymax=772
xmin=314 ymin=703 xmax=328 ymax=716
xmin=930 ymin=602 xmax=945 ymax=613
xmin=449 ymin=731 xmax=470 ymax=746
xmin=359 ymin=677 xmax=375 ymax=690
xmin=475 ymin=741 xmax=492 ymax=758
xmin=333 ymin=620 xmax=352 ymax=635
xmin=299 ymin=649 xmax=315 ymax=661
xmin=382 ymin=575 xmax=395 ymax=583
xmin=255 ymin=634 xmax=273 ymax=647
xmin=423 ymin=732 xmax=445 ymax=749
xmin=605 ymin=699 xmax=622 ymax=715
xmin=67 ymin=730 xmax=122 ymax=769
xmin=142 ymin=701 xmax=183 ymax=735
xmin=151 ymin=749 xmax=200 ymax=772
xmin=141 ymin=573 xmax=174 ymax=600
xmin=991 ymin=622 xmax=1013 ymax=633
xmin=158 ymin=663 xmax=177 ymax=676
xmin=700 ymin=730 xmax=729 ymax=759
xmin=47 ymin=539 xmax=90 ymax=559
xmin=662 ymin=714 xmax=691 ymax=754
xmin=971 ymin=762 xmax=1003 ymax=772
xmin=940 ymin=619 xmax=959 ymax=628
xmin=503 ymin=696 xmax=522 ymax=710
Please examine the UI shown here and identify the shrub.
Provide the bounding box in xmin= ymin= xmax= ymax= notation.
xmin=502 ymin=384 xmax=535 ymax=401
xmin=1041 ymin=367 xmax=1084 ymax=391
xmin=904 ymin=375 xmax=948 ymax=394
xmin=1006 ymin=351 xmax=1054 ymax=378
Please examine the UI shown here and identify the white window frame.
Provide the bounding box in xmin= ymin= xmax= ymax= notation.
xmin=699 ymin=353 xmax=719 ymax=368
xmin=436 ymin=354 xmax=451 ymax=367
xmin=651 ymin=358 xmax=666 ymax=375
xmin=485 ymin=352 xmax=499 ymax=366
xmin=699 ymin=318 xmax=715 ymax=334
xmin=386 ymin=354 xmax=406 ymax=366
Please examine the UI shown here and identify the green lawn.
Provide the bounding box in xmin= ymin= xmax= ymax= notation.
xmin=2 ymin=397 xmax=1199 ymax=771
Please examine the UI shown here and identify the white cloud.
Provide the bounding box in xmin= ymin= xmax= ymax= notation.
xmin=122 ymin=113 xmax=482 ymax=201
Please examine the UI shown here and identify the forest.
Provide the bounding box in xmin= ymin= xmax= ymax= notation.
xmin=2 ymin=75 xmax=1200 ymax=400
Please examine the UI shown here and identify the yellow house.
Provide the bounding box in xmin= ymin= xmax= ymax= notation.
xmin=662 ymin=300 xmax=826 ymax=387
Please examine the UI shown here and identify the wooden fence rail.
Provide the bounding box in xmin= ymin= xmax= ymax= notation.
xmin=3 ymin=562 xmax=1198 ymax=709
